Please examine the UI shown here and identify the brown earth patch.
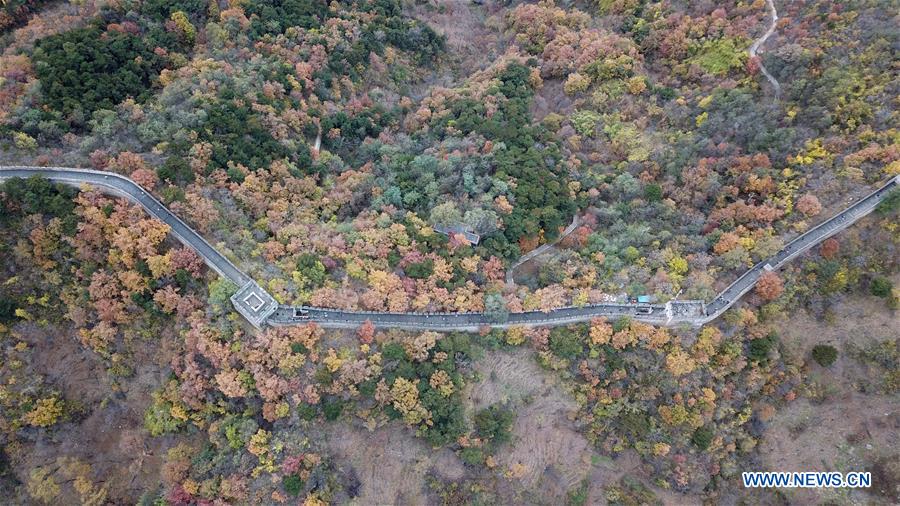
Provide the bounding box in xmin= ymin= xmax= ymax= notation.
xmin=774 ymin=285 xmax=897 ymax=376
xmin=407 ymin=0 xmax=504 ymax=74
xmin=467 ymin=349 xmax=599 ymax=502
xmin=326 ymin=421 xmax=466 ymax=505
xmin=9 ymin=321 xmax=184 ymax=502
xmin=756 ymin=291 xmax=899 ymax=504
xmin=759 ymin=395 xmax=898 ymax=505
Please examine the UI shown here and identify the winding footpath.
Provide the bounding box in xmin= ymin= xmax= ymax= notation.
xmin=749 ymin=0 xmax=782 ymax=97
xmin=1 ymin=166 xmax=897 ymax=331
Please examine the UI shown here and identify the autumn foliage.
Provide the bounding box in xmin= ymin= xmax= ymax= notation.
xmin=755 ymin=271 xmax=784 ymax=301
xmin=2 ymin=0 xmax=898 ymax=502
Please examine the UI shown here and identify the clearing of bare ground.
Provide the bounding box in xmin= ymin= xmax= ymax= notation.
xmin=773 ymin=281 xmax=897 ymax=373
xmin=754 ymin=292 xmax=899 ymax=504
xmin=466 ymin=348 xmax=683 ymax=505
xmin=325 ymin=421 xmax=466 ymax=505
xmin=467 ymin=349 xmax=593 ymax=496
xmin=5 ymin=321 xmax=188 ymax=503
xmin=774 ymin=279 xmax=898 ymax=400
xmin=324 ymin=347 xmax=693 ymax=506
xmin=757 ymin=395 xmax=898 ymax=504
xmin=327 ymin=346 xmax=730 ymax=505
xmin=405 ymin=0 xmax=506 ymax=94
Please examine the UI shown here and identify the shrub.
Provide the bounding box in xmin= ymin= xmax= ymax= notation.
xmin=604 ymin=477 xmax=658 ymax=505
xmin=564 ymin=73 xmax=591 ymax=95
xmin=23 ymin=397 xmax=64 ymax=427
xmin=644 ymin=183 xmax=663 ymax=202
xmin=13 ymin=132 xmax=37 ymax=151
xmin=620 ymin=411 xmax=651 ymax=439
xmin=653 ymin=85 xmax=677 ymax=100
xmin=691 ymin=425 xmax=714 ymax=450
xmin=626 ymin=75 xmax=647 ymax=95
xmin=747 ymin=332 xmax=778 ymax=364
xmin=549 ymin=327 xmax=584 ymax=359
xmin=567 ymin=480 xmax=590 ymax=506
xmin=297 ymin=403 xmax=318 ymax=421
xmin=282 ymin=474 xmax=304 ymax=497
xmin=473 ymin=404 xmax=514 ymax=447
xmin=405 ymin=259 xmax=434 ymax=279
xmin=459 ymin=446 xmax=484 ymax=466
xmin=623 ymin=246 xmax=640 ymax=263
xmin=571 ymin=110 xmax=601 ymax=137
xmin=811 ymin=344 xmax=838 ymax=367
xmin=870 ymin=277 xmax=892 ymax=298
xmin=690 ymin=38 xmax=745 ymax=76
xmin=323 ymin=399 xmax=344 ymax=421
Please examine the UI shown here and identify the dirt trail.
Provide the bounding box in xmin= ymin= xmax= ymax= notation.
xmin=749 ymin=0 xmax=782 ymax=97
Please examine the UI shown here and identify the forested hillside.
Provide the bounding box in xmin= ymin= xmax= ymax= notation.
xmin=0 ymin=0 xmax=897 ymax=504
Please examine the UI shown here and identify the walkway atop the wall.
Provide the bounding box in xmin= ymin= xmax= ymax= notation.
xmin=1 ymin=166 xmax=897 ymax=331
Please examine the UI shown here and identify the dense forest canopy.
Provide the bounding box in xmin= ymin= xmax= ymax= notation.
xmin=33 ymin=25 xmax=165 ymax=124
